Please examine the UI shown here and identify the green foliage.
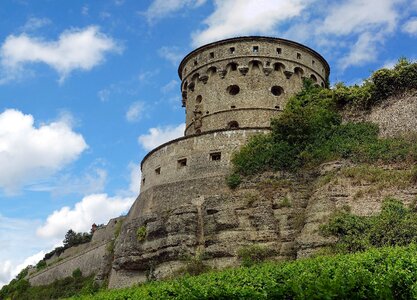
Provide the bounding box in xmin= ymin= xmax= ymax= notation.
xmin=176 ymin=250 xmax=211 ymax=276
xmin=63 ymin=229 xmax=92 ymax=248
xmin=114 ymin=220 xmax=123 ymax=238
xmin=226 ymin=172 xmax=241 ymax=189
xmin=36 ymin=260 xmax=46 ymax=271
xmin=0 ymin=272 xmax=99 ymax=300
xmin=69 ymin=244 xmax=417 ymax=300
xmin=321 ymin=198 xmax=417 ymax=254
xmin=411 ymin=165 xmax=417 ymax=184
xmin=230 ymin=62 xmax=417 ymax=177
xmin=237 ymin=245 xmax=277 ymax=267
xmin=72 ymin=268 xmax=82 ymax=279
xmin=136 ymin=226 xmax=147 ymax=241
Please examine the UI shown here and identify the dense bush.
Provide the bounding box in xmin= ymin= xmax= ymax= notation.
xmin=70 ymin=245 xmax=417 ymax=299
xmin=321 ymin=198 xmax=417 ymax=253
xmin=229 ymin=61 xmax=417 ymax=180
xmin=0 ymin=271 xmax=98 ymax=300
xmin=237 ymin=245 xmax=277 ymax=267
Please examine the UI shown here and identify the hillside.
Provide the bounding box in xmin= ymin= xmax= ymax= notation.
xmin=1 ymin=59 xmax=417 ymax=299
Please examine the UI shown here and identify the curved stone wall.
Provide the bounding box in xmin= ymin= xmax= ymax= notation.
xmin=140 ymin=128 xmax=269 ymax=193
xmin=178 ymin=37 xmax=330 ymax=135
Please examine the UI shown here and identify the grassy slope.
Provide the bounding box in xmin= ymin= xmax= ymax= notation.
xmin=72 ymin=245 xmax=417 ymax=300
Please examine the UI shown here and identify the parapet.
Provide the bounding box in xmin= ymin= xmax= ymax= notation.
xmin=178 ymin=36 xmax=330 ymax=136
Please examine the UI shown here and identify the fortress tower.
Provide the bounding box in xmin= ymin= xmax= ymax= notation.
xmin=111 ymin=37 xmax=330 ymax=287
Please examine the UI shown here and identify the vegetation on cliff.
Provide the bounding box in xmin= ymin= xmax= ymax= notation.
xmin=228 ymin=59 xmax=417 ymax=184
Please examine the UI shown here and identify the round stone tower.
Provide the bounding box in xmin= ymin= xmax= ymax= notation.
xmin=109 ymin=37 xmax=331 ymax=288
xmin=179 ymin=36 xmax=330 ymax=135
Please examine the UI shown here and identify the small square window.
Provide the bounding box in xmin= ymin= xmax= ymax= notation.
xmin=210 ymin=152 xmax=221 ymax=161
xmin=177 ymin=158 xmax=187 ymax=168
xmin=229 ymin=47 xmax=235 ymax=54
xmin=276 ymin=48 xmax=282 ymax=54
xmin=209 ymin=52 xmax=215 ymax=59
xmin=155 ymin=167 xmax=161 ymax=175
xmin=253 ymin=46 xmax=259 ymax=53
xmin=297 ymin=53 xmax=301 ymax=59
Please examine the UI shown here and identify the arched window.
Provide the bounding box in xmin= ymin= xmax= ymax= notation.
xmin=207 ymin=66 xmax=217 ymax=76
xmin=191 ymin=73 xmax=200 ymax=82
xmin=294 ymin=67 xmax=304 ymax=76
xmin=310 ymin=74 xmax=317 ymax=82
xmin=226 ymin=62 xmax=238 ymax=71
xmin=274 ymin=62 xmax=285 ymax=71
xmin=249 ymin=60 xmax=262 ymax=71
xmin=227 ymin=121 xmax=239 ymax=129
xmin=183 ymin=81 xmax=188 ymax=91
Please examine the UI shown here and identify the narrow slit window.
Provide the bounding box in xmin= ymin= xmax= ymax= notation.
xmin=209 ymin=52 xmax=215 ymax=59
xmin=297 ymin=53 xmax=301 ymax=59
xmin=142 ymin=178 xmax=145 ymax=185
xmin=210 ymin=152 xmax=221 ymax=161
xmin=277 ymin=48 xmax=282 ymax=54
xmin=194 ymin=59 xmax=198 ymax=66
xmin=178 ymin=158 xmax=187 ymax=168
xmin=155 ymin=167 xmax=161 ymax=175
xmin=312 ymin=60 xmax=315 ymax=65
xmin=253 ymin=46 xmax=259 ymax=53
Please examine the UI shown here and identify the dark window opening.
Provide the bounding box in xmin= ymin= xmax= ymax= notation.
xmin=210 ymin=152 xmax=221 ymax=161
xmin=321 ymin=82 xmax=325 ymax=88
xmin=227 ymin=121 xmax=239 ymax=129
xmin=297 ymin=53 xmax=301 ymax=59
xmin=312 ymin=60 xmax=315 ymax=65
xmin=231 ymin=105 xmax=236 ymax=109
xmin=196 ymin=95 xmax=202 ymax=103
xmin=209 ymin=52 xmax=215 ymax=59
xmin=277 ymin=48 xmax=282 ymax=54
xmin=206 ymin=111 xmax=209 ymax=114
xmin=271 ymin=86 xmax=284 ymax=96
xmin=177 ymin=158 xmax=187 ymax=168
xmin=294 ymin=67 xmax=304 ymax=76
xmin=253 ymin=46 xmax=259 ymax=53
xmin=142 ymin=178 xmax=145 ymax=185
xmin=229 ymin=47 xmax=235 ymax=54
xmin=227 ymin=62 xmax=238 ymax=71
xmin=194 ymin=59 xmax=198 ymax=66
xmin=274 ymin=63 xmax=285 ymax=71
xmin=275 ymin=105 xmax=280 ymax=110
xmin=310 ymin=74 xmax=317 ymax=82
xmin=207 ymin=66 xmax=217 ymax=75
xmin=155 ymin=167 xmax=161 ymax=175
xmin=266 ymin=61 xmax=271 ymax=66
xmin=227 ymin=85 xmax=240 ymax=95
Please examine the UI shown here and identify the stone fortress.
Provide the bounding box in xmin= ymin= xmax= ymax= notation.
xmin=29 ymin=36 xmax=377 ymax=288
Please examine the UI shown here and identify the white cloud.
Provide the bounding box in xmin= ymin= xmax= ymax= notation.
xmin=338 ymin=32 xmax=381 ymax=69
xmin=161 ymin=79 xmax=179 ymax=94
xmin=403 ymin=18 xmax=417 ymax=35
xmin=126 ymin=101 xmax=145 ymax=122
xmin=0 ymin=109 xmax=87 ymax=194
xmin=158 ymin=46 xmax=185 ymax=66
xmin=0 ymin=26 xmax=121 ymax=83
xmin=20 ymin=17 xmax=51 ymax=32
xmin=128 ymin=162 xmax=141 ymax=195
xmin=191 ymin=0 xmax=310 ymax=46
xmin=138 ymin=123 xmax=185 ymax=151
xmin=318 ymin=0 xmax=400 ymax=36
xmin=36 ymin=193 xmax=134 ymax=240
xmin=144 ymin=0 xmax=207 ymax=23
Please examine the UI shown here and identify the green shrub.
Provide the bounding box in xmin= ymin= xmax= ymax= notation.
xmin=321 ymin=198 xmax=417 ymax=254
xmin=176 ymin=250 xmax=211 ymax=276
xmin=36 ymin=260 xmax=47 ymax=271
xmin=114 ymin=220 xmax=123 ymax=238
xmin=136 ymin=226 xmax=147 ymax=242
xmin=237 ymin=245 xmax=277 ymax=267
xmin=226 ymin=173 xmax=241 ymax=189
xmin=72 ymin=268 xmax=82 ymax=279
xmin=411 ymin=165 xmax=417 ymax=184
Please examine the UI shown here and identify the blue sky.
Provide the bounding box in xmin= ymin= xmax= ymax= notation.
xmin=0 ymin=0 xmax=416 ymax=286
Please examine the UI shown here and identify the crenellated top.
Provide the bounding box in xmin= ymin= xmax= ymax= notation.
xmin=177 ymin=36 xmax=330 ymax=136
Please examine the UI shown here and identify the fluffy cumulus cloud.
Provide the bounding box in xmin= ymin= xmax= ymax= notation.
xmin=36 ymin=193 xmax=134 ymax=239
xmin=191 ymin=0 xmax=310 ymax=46
xmin=0 ymin=109 xmax=87 ymax=194
xmin=138 ymin=123 xmax=185 ymax=151
xmin=144 ymin=0 xmax=207 ymax=23
xmin=0 ymin=26 xmax=121 ymax=83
